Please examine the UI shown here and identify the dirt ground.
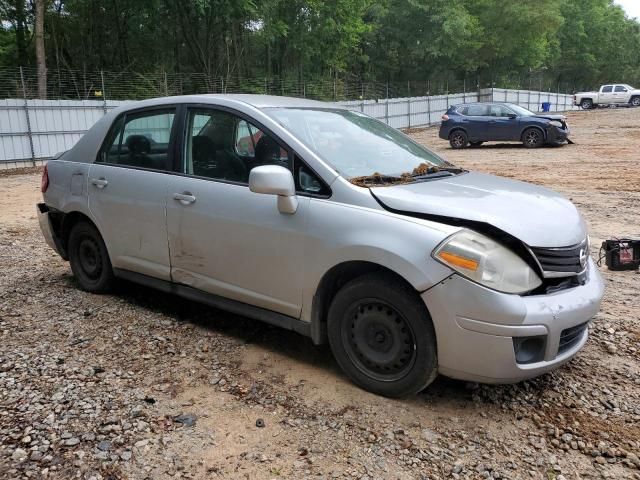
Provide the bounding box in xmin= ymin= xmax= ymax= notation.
xmin=0 ymin=108 xmax=639 ymax=480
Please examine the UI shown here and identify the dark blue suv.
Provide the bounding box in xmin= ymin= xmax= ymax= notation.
xmin=439 ymin=102 xmax=570 ymax=149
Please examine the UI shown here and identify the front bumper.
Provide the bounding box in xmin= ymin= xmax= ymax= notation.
xmin=546 ymin=126 xmax=570 ymax=145
xmin=423 ymin=258 xmax=604 ymax=383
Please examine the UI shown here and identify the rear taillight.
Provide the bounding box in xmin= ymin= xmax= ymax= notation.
xmin=442 ymin=114 xmax=449 ymax=121
xmin=41 ymin=164 xmax=49 ymax=193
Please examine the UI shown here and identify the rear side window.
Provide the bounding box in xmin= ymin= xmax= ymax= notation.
xmin=98 ymin=109 xmax=175 ymax=171
xmin=466 ymin=105 xmax=489 ymax=116
xmin=602 ymin=86 xmax=613 ymax=93
xmin=456 ymin=106 xmax=468 ymax=115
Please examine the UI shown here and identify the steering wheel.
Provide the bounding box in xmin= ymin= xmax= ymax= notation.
xmin=215 ymin=149 xmax=248 ymax=182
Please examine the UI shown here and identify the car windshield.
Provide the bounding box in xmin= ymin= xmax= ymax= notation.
xmin=265 ymin=108 xmax=452 ymax=180
xmin=507 ymin=104 xmax=536 ymax=116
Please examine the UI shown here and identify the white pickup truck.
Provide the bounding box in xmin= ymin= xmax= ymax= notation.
xmin=574 ymin=84 xmax=640 ymax=109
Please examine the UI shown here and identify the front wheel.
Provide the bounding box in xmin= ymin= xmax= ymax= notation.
xmin=449 ymin=130 xmax=468 ymax=149
xmin=631 ymin=96 xmax=640 ymax=107
xmin=327 ymin=273 xmax=438 ymax=398
xmin=68 ymin=221 xmax=114 ymax=293
xmin=522 ymin=128 xmax=544 ymax=148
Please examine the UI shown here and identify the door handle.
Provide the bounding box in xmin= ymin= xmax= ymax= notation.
xmin=173 ymin=192 xmax=196 ymax=205
xmin=90 ymin=177 xmax=108 ymax=188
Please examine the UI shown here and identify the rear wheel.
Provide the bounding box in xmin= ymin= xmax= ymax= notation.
xmin=68 ymin=221 xmax=114 ymax=293
xmin=522 ymin=128 xmax=544 ymax=148
xmin=580 ymin=99 xmax=593 ymax=110
xmin=449 ymin=130 xmax=468 ymax=149
xmin=327 ymin=273 xmax=438 ymax=398
xmin=631 ymin=96 xmax=640 ymax=107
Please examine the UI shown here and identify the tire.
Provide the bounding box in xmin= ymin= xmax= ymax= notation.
xmin=580 ymin=99 xmax=593 ymax=110
xmin=469 ymin=141 xmax=484 ymax=148
xmin=327 ymin=273 xmax=438 ymax=398
xmin=522 ymin=128 xmax=545 ymax=149
xmin=631 ymin=96 xmax=640 ymax=107
xmin=449 ymin=130 xmax=468 ymax=149
xmin=68 ymin=221 xmax=114 ymax=293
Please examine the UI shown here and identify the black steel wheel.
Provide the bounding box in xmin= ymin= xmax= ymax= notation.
xmin=342 ymin=299 xmax=416 ymax=382
xmin=68 ymin=221 xmax=114 ymax=293
xmin=449 ymin=130 xmax=468 ymax=149
xmin=522 ymin=128 xmax=544 ymax=148
xmin=327 ymin=273 xmax=437 ymax=397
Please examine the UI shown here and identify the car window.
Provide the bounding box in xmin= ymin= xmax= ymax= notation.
xmin=614 ymin=85 xmax=627 ymax=92
xmin=466 ymin=105 xmax=489 ymax=116
xmin=456 ymin=106 xmax=468 ymax=115
xmin=602 ymin=86 xmax=613 ymax=93
xmin=489 ymin=105 xmax=514 ymax=117
xmin=294 ymin=155 xmax=330 ymax=196
xmin=98 ymin=110 xmax=175 ymax=170
xmin=184 ymin=109 xmax=290 ymax=183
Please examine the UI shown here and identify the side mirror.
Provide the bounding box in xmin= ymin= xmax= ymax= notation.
xmin=249 ymin=165 xmax=298 ymax=214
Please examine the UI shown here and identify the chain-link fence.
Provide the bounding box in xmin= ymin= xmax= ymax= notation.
xmin=0 ymin=66 xmax=579 ymax=102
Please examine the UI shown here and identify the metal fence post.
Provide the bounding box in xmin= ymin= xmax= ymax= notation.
xmin=427 ymin=94 xmax=431 ymax=125
xmin=20 ymin=67 xmax=36 ymax=166
xmin=385 ymin=98 xmax=389 ymax=125
xmin=407 ymin=96 xmax=411 ymax=129
xmin=164 ymin=71 xmax=169 ymax=96
xmin=100 ymin=71 xmax=107 ymax=115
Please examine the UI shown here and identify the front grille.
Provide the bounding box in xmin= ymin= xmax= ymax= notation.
xmin=558 ymin=322 xmax=588 ymax=354
xmin=530 ymin=238 xmax=589 ymax=277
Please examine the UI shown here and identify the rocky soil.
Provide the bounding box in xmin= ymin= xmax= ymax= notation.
xmin=0 ymin=107 xmax=639 ymax=479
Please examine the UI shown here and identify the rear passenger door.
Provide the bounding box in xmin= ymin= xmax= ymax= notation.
xmin=88 ymin=107 xmax=178 ymax=281
xmin=461 ymin=104 xmax=490 ymax=140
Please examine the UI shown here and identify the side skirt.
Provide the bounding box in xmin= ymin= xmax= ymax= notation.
xmin=113 ymin=268 xmax=311 ymax=338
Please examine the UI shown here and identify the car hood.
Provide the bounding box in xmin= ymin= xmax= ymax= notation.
xmin=533 ymin=114 xmax=566 ymax=121
xmin=371 ymin=172 xmax=587 ymax=248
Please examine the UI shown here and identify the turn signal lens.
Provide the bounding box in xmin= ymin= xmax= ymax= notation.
xmin=437 ymin=251 xmax=479 ymax=271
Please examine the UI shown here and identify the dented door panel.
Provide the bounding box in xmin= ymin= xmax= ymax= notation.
xmin=166 ymin=175 xmax=308 ymax=318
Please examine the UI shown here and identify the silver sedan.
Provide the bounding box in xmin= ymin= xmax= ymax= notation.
xmin=37 ymin=95 xmax=604 ymax=397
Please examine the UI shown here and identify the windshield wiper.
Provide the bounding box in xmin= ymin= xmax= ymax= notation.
xmin=349 ymin=173 xmax=406 ymax=187
xmin=410 ymin=166 xmax=467 ymax=180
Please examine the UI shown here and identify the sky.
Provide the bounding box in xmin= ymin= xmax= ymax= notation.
xmin=615 ymin=0 xmax=640 ymax=19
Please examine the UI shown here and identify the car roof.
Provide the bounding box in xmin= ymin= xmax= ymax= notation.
xmin=112 ymin=94 xmax=343 ymax=112
xmin=451 ymin=102 xmax=513 ymax=108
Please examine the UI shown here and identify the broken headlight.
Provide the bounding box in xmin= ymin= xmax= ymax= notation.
xmin=432 ymin=229 xmax=542 ymax=294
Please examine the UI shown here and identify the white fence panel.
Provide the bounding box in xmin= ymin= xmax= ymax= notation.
xmin=1 ymin=89 xmax=580 ymax=166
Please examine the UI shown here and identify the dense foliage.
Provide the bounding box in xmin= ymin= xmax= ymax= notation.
xmin=1 ymin=0 xmax=639 ymax=93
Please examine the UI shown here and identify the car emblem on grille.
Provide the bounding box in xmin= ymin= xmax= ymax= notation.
xmin=579 ymin=248 xmax=587 ymax=269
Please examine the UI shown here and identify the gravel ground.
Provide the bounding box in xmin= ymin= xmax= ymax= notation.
xmin=0 ymin=107 xmax=639 ymax=480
